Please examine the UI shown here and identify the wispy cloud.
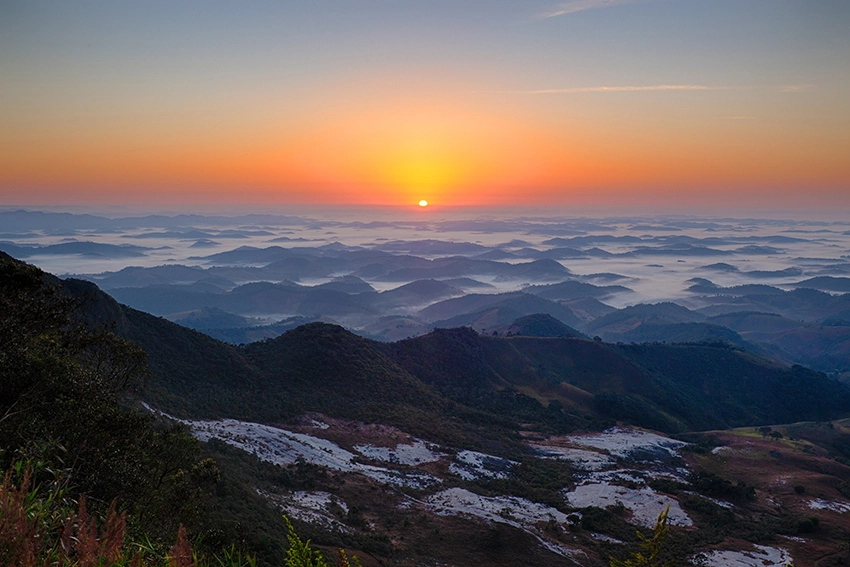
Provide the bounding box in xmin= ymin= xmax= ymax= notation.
xmin=478 ymin=84 xmax=812 ymax=95
xmin=538 ymin=0 xmax=645 ymax=19
xmin=518 ymin=84 xmax=730 ymax=94
xmin=778 ymin=84 xmax=813 ymax=93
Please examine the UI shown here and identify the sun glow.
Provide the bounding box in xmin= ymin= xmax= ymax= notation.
xmin=418 ymin=199 xmax=428 ymax=207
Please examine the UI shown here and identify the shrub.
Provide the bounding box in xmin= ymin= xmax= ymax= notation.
xmin=0 ymin=464 xmax=255 ymax=567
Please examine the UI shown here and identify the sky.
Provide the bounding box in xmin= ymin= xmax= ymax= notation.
xmin=1 ymin=0 xmax=848 ymax=211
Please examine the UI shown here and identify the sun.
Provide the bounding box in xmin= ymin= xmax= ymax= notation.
xmin=418 ymin=199 xmax=428 ymax=207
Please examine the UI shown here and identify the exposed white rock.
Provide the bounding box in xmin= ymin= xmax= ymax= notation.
xmin=190 ymin=418 xmax=359 ymax=469
xmin=259 ymin=489 xmax=349 ymax=531
xmin=590 ymin=533 xmax=624 ymax=543
xmin=691 ymin=545 xmax=793 ymax=567
xmin=354 ymin=440 xmax=445 ymax=465
xmin=449 ymin=450 xmax=516 ymax=480
xmin=582 ymin=469 xmax=646 ymax=485
xmin=425 ymin=487 xmax=569 ymax=527
xmin=808 ymin=498 xmax=850 ymax=513
xmin=423 ymin=488 xmax=584 ymax=563
xmin=531 ymin=445 xmax=615 ymax=471
xmin=569 ymin=427 xmax=686 ymax=461
xmin=186 ymin=418 xmax=440 ymax=488
xmin=564 ymin=483 xmax=692 ymax=527
xmin=360 ymin=468 xmax=439 ymax=489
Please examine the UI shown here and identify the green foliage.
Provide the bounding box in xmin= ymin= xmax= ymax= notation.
xmin=335 ymin=549 xmax=362 ymax=567
xmin=688 ymin=471 xmax=755 ymax=503
xmin=610 ymin=507 xmax=674 ymax=567
xmin=796 ymin=516 xmax=819 ymax=534
xmin=282 ymin=516 xmax=364 ymax=567
xmin=284 ymin=514 xmax=329 ymax=567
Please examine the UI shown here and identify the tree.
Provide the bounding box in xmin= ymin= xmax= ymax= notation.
xmin=610 ymin=507 xmax=674 ymax=567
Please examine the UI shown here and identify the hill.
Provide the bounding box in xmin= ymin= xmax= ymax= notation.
xmin=498 ymin=313 xmax=586 ymax=338
xmin=585 ymin=302 xmax=704 ymax=336
xmin=380 ymin=328 xmax=850 ymax=434
xmin=55 ymin=263 xmax=850 ymax=438
xmin=167 ymin=306 xmax=255 ymax=329
xmin=419 ymin=292 xmax=583 ymax=328
xmin=8 ymin=252 xmax=850 ymax=566
xmin=525 ymin=280 xmax=631 ymax=301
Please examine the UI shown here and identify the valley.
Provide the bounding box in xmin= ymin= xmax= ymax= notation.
xmin=3 ymin=211 xmax=850 ymax=566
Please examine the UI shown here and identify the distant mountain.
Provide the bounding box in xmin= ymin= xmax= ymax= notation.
xmin=358 ymin=315 xmax=430 ymax=342
xmin=792 ymin=276 xmax=850 ymax=292
xmin=700 ymin=262 xmax=739 ymax=272
xmin=705 ymin=311 xmax=805 ymax=336
xmin=373 ymin=257 xmax=570 ymax=282
xmin=262 ymin=256 xmax=332 ymax=279
xmin=196 ymin=245 xmax=306 ymax=265
xmin=109 ymin=280 xmax=378 ymax=319
xmin=497 ymin=313 xmax=586 ymax=339
xmin=533 ymin=247 xmax=587 ymax=259
xmin=623 ymin=245 xmax=731 ymax=257
xmin=431 ymin=305 xmax=527 ymax=331
xmin=198 ymin=316 xmax=323 ymax=344
xmin=687 ymin=282 xmax=786 ymax=296
xmin=742 ymin=267 xmax=802 ymax=279
xmin=124 ymin=230 xmax=214 ymax=239
xmin=696 ymin=287 xmax=850 ymax=321
xmin=166 ymin=307 xmax=255 ymax=330
xmin=188 ymin=239 xmax=221 ymax=248
xmin=440 ymin=277 xmax=495 ymax=290
xmin=419 ymin=292 xmax=583 ymax=328
xmin=734 ymin=245 xmax=783 ymax=254
xmin=578 ymin=272 xmax=630 ymax=282
xmin=606 ymin=322 xmax=749 ymax=349
xmin=0 ymin=240 xmax=151 ymax=258
xmin=560 ymin=297 xmax=618 ymax=323
xmin=525 ymin=279 xmax=631 ymax=301
xmin=493 ymin=258 xmax=572 ymax=281
xmin=314 ymin=275 xmax=375 ymax=294
xmin=473 ymin=249 xmax=520 ymax=260
xmin=373 ymin=279 xmax=462 ymax=309
xmin=109 ymin=285 xmax=226 ymax=315
xmin=83 ymin=264 xmax=234 ymax=290
xmin=704 ymin=311 xmax=850 ymax=373
xmin=585 ymin=302 xmax=704 ymax=336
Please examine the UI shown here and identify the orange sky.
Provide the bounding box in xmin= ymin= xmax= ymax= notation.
xmin=1 ymin=1 xmax=848 ymax=210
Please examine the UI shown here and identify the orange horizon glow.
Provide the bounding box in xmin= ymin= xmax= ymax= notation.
xmin=2 ymin=81 xmax=848 ymax=209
